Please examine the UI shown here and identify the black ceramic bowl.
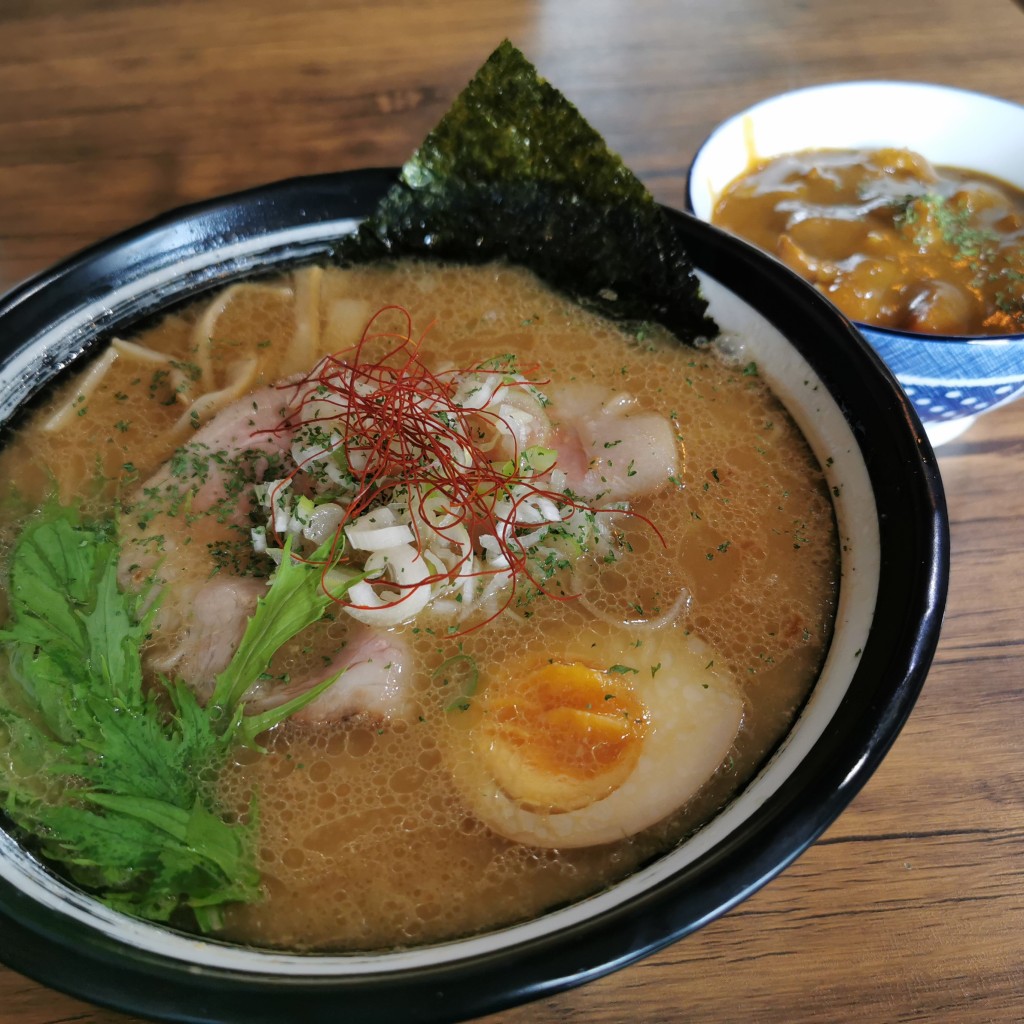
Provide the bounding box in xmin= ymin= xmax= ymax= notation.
xmin=0 ymin=169 xmax=948 ymax=1024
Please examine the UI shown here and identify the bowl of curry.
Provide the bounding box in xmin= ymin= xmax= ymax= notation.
xmin=686 ymin=80 xmax=1024 ymax=445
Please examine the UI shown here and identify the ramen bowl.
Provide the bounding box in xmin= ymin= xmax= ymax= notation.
xmin=0 ymin=170 xmax=947 ymax=1023
xmin=686 ymin=80 xmax=1024 ymax=447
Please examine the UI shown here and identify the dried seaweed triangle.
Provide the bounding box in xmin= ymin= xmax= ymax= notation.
xmin=339 ymin=40 xmax=717 ymax=343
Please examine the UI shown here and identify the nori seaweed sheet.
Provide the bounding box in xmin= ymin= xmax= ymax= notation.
xmin=338 ymin=41 xmax=717 ymax=343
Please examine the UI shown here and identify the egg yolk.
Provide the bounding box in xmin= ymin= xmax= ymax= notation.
xmin=475 ymin=662 xmax=649 ymax=813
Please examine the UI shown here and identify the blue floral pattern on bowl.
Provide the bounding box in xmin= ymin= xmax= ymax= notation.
xmin=860 ymin=323 xmax=1024 ymax=443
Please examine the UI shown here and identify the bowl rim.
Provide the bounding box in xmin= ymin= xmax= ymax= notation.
xmin=0 ymin=169 xmax=950 ymax=1024
xmin=683 ymin=78 xmax=1024 ymax=344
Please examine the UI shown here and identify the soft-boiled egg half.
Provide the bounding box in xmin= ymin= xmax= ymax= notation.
xmin=448 ymin=632 xmax=745 ymax=848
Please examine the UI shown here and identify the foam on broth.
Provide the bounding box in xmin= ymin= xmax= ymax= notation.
xmin=0 ymin=261 xmax=837 ymax=951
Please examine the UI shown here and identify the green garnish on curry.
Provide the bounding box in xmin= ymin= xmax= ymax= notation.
xmin=895 ymin=192 xmax=1024 ymax=324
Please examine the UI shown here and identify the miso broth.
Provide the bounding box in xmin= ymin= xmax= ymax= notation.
xmin=0 ymin=261 xmax=837 ymax=951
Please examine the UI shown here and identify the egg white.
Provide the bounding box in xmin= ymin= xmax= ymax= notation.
xmin=448 ymin=631 xmax=745 ymax=849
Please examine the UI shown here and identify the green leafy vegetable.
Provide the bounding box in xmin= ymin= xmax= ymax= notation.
xmin=340 ymin=40 xmax=717 ymax=343
xmin=434 ymin=651 xmax=480 ymax=712
xmin=0 ymin=503 xmax=350 ymax=931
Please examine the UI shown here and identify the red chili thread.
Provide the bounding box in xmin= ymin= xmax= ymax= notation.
xmin=263 ymin=305 xmax=658 ymax=629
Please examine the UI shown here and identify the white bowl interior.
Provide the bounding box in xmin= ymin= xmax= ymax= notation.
xmin=0 ymin=222 xmax=880 ymax=976
xmin=689 ymin=81 xmax=1024 ymax=219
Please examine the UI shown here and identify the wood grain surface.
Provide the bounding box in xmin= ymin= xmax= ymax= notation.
xmin=2 ymin=1 xmax=1024 ymax=1022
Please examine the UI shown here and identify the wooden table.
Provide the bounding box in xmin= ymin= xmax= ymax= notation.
xmin=2 ymin=1 xmax=1024 ymax=1021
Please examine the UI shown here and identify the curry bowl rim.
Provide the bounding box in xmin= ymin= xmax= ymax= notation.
xmin=684 ymin=77 xmax=1024 ymax=346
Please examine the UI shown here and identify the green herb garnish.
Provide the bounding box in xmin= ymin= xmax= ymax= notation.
xmin=435 ymin=651 xmax=480 ymax=712
xmin=896 ymin=192 xmax=998 ymax=260
xmin=0 ymin=502 xmax=351 ymax=931
xmin=895 ymin=192 xmax=1024 ymax=326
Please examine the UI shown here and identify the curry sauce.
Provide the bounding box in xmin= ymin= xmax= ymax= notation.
xmin=712 ymin=147 xmax=1024 ymax=336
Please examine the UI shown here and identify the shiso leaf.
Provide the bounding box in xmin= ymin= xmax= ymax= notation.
xmin=0 ymin=503 xmax=355 ymax=930
xmin=339 ymin=40 xmax=717 ymax=343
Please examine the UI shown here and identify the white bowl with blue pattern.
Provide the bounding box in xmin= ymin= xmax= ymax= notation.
xmin=686 ymin=80 xmax=1024 ymax=446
